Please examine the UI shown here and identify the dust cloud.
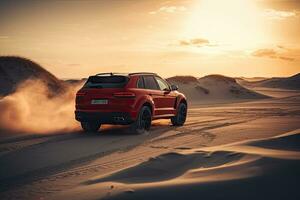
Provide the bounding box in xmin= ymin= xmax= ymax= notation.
xmin=0 ymin=79 xmax=83 ymax=134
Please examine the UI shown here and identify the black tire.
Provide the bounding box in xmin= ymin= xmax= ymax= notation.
xmin=131 ymin=106 xmax=152 ymax=134
xmin=171 ymin=102 xmax=187 ymax=126
xmin=81 ymin=121 xmax=101 ymax=133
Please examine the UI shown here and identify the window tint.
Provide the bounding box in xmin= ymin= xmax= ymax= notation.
xmin=137 ymin=76 xmax=145 ymax=88
xmin=155 ymin=77 xmax=170 ymax=91
xmin=143 ymin=76 xmax=159 ymax=90
xmin=83 ymin=75 xmax=129 ymax=88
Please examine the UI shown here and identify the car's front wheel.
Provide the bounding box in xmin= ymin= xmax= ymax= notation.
xmin=171 ymin=102 xmax=187 ymax=126
xmin=81 ymin=121 xmax=101 ymax=133
xmin=131 ymin=106 xmax=152 ymax=134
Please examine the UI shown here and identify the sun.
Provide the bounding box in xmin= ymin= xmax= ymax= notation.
xmin=183 ymin=0 xmax=266 ymax=50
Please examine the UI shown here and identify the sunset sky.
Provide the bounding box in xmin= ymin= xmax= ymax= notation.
xmin=0 ymin=0 xmax=299 ymax=78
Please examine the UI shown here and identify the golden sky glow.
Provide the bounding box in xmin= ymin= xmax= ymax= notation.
xmin=0 ymin=0 xmax=299 ymax=78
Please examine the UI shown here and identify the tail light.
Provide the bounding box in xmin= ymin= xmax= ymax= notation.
xmin=76 ymin=91 xmax=86 ymax=103
xmin=113 ymin=92 xmax=136 ymax=98
xmin=76 ymin=91 xmax=86 ymax=96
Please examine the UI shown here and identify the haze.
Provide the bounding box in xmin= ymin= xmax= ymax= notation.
xmin=0 ymin=0 xmax=299 ymax=78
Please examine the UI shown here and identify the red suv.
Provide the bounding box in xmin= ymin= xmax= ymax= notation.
xmin=75 ymin=72 xmax=187 ymax=133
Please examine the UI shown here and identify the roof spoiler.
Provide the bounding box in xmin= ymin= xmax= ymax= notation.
xmin=95 ymin=72 xmax=157 ymax=76
xmin=128 ymin=72 xmax=157 ymax=76
xmin=95 ymin=72 xmax=128 ymax=76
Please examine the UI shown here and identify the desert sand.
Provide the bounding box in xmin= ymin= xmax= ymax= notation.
xmin=0 ymin=93 xmax=300 ymax=200
xmin=1 ymin=57 xmax=300 ymax=200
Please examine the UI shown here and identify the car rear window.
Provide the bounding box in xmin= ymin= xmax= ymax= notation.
xmin=83 ymin=75 xmax=129 ymax=88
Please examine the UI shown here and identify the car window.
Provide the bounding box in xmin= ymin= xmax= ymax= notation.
xmin=155 ymin=77 xmax=170 ymax=91
xmin=83 ymin=75 xmax=129 ymax=88
xmin=137 ymin=76 xmax=145 ymax=88
xmin=143 ymin=75 xmax=159 ymax=90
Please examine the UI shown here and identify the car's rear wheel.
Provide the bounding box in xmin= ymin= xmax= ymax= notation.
xmin=131 ymin=106 xmax=152 ymax=134
xmin=81 ymin=121 xmax=101 ymax=133
xmin=171 ymin=102 xmax=187 ymax=126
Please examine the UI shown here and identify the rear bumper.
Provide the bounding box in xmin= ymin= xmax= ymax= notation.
xmin=75 ymin=111 xmax=134 ymax=125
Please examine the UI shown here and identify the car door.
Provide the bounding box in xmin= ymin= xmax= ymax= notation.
xmin=143 ymin=75 xmax=165 ymax=116
xmin=154 ymin=76 xmax=177 ymax=115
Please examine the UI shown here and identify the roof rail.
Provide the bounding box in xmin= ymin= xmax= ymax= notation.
xmin=128 ymin=72 xmax=157 ymax=76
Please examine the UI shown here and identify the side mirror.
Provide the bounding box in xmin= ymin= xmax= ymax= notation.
xmin=171 ymin=84 xmax=178 ymax=91
xmin=163 ymin=88 xmax=171 ymax=94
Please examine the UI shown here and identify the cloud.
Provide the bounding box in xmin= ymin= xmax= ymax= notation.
xmin=278 ymin=56 xmax=295 ymax=61
xmin=263 ymin=9 xmax=297 ymax=20
xmin=179 ymin=38 xmax=210 ymax=47
xmin=0 ymin=36 xmax=9 ymax=39
xmin=252 ymin=49 xmax=277 ymax=57
xmin=252 ymin=48 xmax=295 ymax=61
xmin=149 ymin=6 xmax=186 ymax=14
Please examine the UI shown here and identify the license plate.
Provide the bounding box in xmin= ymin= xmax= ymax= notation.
xmin=91 ymin=99 xmax=108 ymax=105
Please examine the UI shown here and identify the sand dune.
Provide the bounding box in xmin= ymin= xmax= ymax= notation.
xmin=84 ymin=151 xmax=246 ymax=184
xmin=237 ymin=73 xmax=300 ymax=98
xmin=236 ymin=77 xmax=267 ymax=82
xmin=245 ymin=129 xmax=300 ymax=151
xmin=0 ymin=57 xmax=82 ymax=134
xmin=167 ymin=75 xmax=268 ymax=103
xmin=59 ymin=129 xmax=300 ymax=200
xmin=238 ymin=73 xmax=300 ymax=90
xmin=0 ymin=56 xmax=65 ymax=96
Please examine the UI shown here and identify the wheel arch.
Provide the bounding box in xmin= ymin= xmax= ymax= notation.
xmin=141 ymin=101 xmax=153 ymax=115
xmin=179 ymin=98 xmax=187 ymax=106
xmin=177 ymin=96 xmax=188 ymax=109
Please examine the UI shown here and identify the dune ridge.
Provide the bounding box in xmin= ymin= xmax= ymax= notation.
xmin=167 ymin=74 xmax=269 ymax=103
xmin=238 ymin=73 xmax=300 ymax=90
xmin=0 ymin=56 xmax=65 ymax=96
